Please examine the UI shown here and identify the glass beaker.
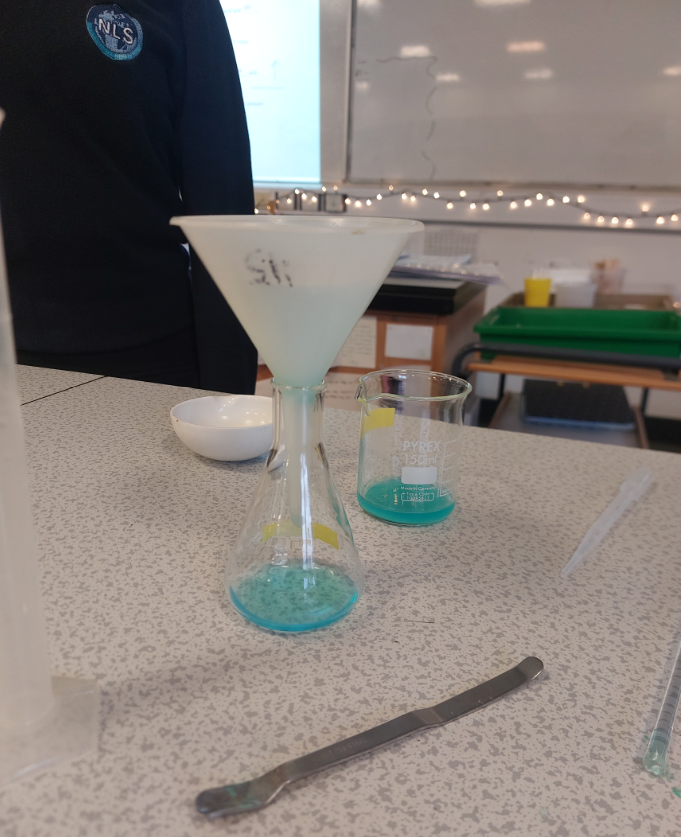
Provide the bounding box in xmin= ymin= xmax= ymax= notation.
xmin=225 ymin=380 xmax=363 ymax=632
xmin=356 ymin=369 xmax=472 ymax=525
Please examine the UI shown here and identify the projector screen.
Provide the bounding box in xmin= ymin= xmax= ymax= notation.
xmin=221 ymin=0 xmax=322 ymax=184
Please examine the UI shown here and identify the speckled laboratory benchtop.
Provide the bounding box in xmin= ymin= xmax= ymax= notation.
xmin=3 ymin=366 xmax=681 ymax=837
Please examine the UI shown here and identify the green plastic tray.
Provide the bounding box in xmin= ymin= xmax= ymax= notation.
xmin=474 ymin=306 xmax=681 ymax=358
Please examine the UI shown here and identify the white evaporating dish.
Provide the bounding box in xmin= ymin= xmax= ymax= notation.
xmin=171 ymin=395 xmax=273 ymax=461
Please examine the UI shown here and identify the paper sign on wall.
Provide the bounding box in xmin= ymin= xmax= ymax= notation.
xmin=333 ymin=316 xmax=377 ymax=368
xmin=385 ymin=324 xmax=434 ymax=361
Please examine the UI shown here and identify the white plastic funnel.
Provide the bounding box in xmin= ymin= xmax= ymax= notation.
xmin=171 ymin=215 xmax=423 ymax=387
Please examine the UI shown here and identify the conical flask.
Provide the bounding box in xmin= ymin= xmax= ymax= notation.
xmin=171 ymin=215 xmax=423 ymax=630
xmin=227 ymin=379 xmax=360 ymax=631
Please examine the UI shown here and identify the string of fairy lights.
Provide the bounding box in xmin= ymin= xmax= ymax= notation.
xmin=262 ymin=184 xmax=681 ymax=228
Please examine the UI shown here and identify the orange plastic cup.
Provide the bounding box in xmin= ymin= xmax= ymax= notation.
xmin=524 ymin=277 xmax=551 ymax=307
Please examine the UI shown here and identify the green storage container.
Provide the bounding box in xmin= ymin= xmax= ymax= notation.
xmin=474 ymin=306 xmax=681 ymax=358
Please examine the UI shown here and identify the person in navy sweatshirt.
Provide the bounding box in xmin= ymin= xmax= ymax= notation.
xmin=0 ymin=1 xmax=257 ymax=392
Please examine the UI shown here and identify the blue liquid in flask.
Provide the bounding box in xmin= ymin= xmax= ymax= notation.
xmin=358 ymin=478 xmax=454 ymax=525
xmin=230 ymin=563 xmax=358 ymax=632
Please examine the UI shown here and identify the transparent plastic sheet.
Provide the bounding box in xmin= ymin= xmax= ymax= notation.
xmin=560 ymin=467 xmax=654 ymax=578
xmin=0 ymin=677 xmax=99 ymax=789
xmin=0 ymin=110 xmax=99 ymax=785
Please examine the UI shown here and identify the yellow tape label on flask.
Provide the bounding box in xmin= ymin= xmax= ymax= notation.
xmin=262 ymin=521 xmax=339 ymax=550
xmin=311 ymin=523 xmax=339 ymax=550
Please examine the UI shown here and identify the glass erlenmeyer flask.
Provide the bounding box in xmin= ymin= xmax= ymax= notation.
xmin=226 ymin=380 xmax=361 ymax=631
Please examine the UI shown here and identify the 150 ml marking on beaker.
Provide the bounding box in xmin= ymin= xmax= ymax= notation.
xmin=402 ymin=441 xmax=440 ymax=468
xmin=404 ymin=452 xmax=439 ymax=465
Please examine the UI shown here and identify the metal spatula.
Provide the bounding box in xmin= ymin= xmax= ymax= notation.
xmin=196 ymin=656 xmax=543 ymax=819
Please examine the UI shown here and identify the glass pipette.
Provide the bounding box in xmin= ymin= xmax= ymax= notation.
xmin=643 ymin=634 xmax=681 ymax=777
xmin=560 ymin=467 xmax=654 ymax=579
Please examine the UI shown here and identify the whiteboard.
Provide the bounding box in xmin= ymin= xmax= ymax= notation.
xmin=349 ymin=0 xmax=681 ymax=189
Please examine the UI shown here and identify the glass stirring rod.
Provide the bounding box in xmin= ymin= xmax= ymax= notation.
xmin=643 ymin=633 xmax=681 ymax=776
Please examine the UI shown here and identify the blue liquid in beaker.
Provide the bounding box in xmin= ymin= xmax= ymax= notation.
xmin=358 ymin=478 xmax=455 ymax=525
xmin=230 ymin=563 xmax=358 ymax=632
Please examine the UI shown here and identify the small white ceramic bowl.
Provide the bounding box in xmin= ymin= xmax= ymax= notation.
xmin=170 ymin=395 xmax=273 ymax=461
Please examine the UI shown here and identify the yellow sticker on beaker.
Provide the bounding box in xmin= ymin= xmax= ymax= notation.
xmin=360 ymin=407 xmax=395 ymax=437
xmin=262 ymin=521 xmax=339 ymax=550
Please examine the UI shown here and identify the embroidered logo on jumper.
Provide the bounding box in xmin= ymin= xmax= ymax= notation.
xmin=86 ymin=5 xmax=143 ymax=61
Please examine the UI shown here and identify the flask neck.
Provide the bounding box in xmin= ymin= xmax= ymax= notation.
xmin=272 ymin=380 xmax=327 ymax=530
xmin=272 ymin=380 xmax=326 ymax=451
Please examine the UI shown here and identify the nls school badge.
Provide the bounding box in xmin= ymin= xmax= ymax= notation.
xmin=86 ymin=5 xmax=143 ymax=61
